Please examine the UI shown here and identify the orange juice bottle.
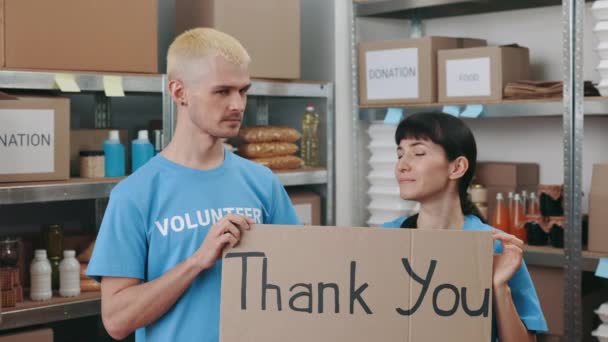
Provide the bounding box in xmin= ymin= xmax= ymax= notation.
xmin=491 ymin=193 xmax=511 ymax=234
xmin=511 ymin=194 xmax=527 ymax=242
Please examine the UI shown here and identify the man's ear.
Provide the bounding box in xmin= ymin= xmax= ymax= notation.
xmin=448 ymin=156 xmax=469 ymax=180
xmin=169 ymin=79 xmax=188 ymax=107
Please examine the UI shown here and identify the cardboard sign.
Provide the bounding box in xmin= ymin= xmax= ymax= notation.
xmin=446 ymin=57 xmax=491 ymax=97
xmin=365 ymin=48 xmax=419 ymax=101
xmin=221 ymin=225 xmax=493 ymax=342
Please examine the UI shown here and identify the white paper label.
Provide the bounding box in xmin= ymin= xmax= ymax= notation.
xmin=446 ymin=57 xmax=491 ymax=97
xmin=0 ymin=109 xmax=55 ymax=174
xmin=366 ymin=48 xmax=419 ymax=100
xmin=294 ymin=203 xmax=313 ymax=226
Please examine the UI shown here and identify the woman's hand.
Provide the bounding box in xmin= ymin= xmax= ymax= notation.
xmin=492 ymin=230 xmax=524 ymax=288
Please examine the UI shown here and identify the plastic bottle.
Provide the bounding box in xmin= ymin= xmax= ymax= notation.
xmin=301 ymin=105 xmax=320 ymax=167
xmin=521 ymin=190 xmax=528 ymax=214
xmin=491 ymin=193 xmax=511 ymax=234
xmin=103 ymin=130 xmax=126 ymax=177
xmin=511 ymin=194 xmax=527 ymax=242
xmin=30 ymin=249 xmax=52 ymax=301
xmin=59 ymin=250 xmax=81 ymax=297
xmin=131 ymin=130 xmax=154 ymax=172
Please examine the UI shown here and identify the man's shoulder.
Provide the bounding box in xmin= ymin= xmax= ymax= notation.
xmin=230 ymin=153 xmax=277 ymax=179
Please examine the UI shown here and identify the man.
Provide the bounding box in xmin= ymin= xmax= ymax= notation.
xmin=87 ymin=28 xmax=300 ymax=341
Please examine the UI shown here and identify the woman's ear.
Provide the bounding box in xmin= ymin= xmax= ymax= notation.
xmin=448 ymin=156 xmax=469 ymax=180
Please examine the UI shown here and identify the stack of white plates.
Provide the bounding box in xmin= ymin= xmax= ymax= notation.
xmin=592 ymin=303 xmax=608 ymax=341
xmin=593 ymin=1 xmax=608 ymax=95
xmin=366 ymin=122 xmax=419 ymax=227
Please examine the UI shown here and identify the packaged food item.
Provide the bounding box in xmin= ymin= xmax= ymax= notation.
xmin=239 ymin=126 xmax=301 ymax=143
xmin=539 ymin=185 xmax=564 ymax=216
xmin=524 ymin=214 xmax=549 ymax=246
xmin=239 ymin=143 xmax=299 ymax=158
xmin=491 ymin=193 xmax=511 ymax=233
xmin=251 ymin=155 xmax=304 ymax=170
xmin=548 ymin=216 xmax=565 ymax=248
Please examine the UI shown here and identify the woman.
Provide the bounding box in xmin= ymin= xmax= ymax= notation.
xmin=381 ymin=112 xmax=547 ymax=341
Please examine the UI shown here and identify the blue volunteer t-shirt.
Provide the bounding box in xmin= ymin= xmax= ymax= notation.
xmin=87 ymin=149 xmax=300 ymax=342
xmin=381 ymin=215 xmax=548 ymax=341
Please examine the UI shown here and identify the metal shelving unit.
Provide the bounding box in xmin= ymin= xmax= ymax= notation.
xmin=359 ymin=97 xmax=608 ymax=120
xmin=0 ymin=169 xmax=329 ymax=205
xmin=0 ymin=70 xmax=335 ymax=328
xmin=351 ymin=1 xmax=587 ymax=340
xmin=0 ymin=292 xmax=101 ymax=331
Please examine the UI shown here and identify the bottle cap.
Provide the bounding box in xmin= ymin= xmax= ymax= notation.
xmin=496 ymin=192 xmax=504 ymax=200
xmin=34 ymin=249 xmax=47 ymax=258
xmin=306 ymin=105 xmax=315 ymax=112
xmin=63 ymin=250 xmax=75 ymax=258
xmin=138 ymin=130 xmax=149 ymax=141
xmin=109 ymin=130 xmax=120 ymax=142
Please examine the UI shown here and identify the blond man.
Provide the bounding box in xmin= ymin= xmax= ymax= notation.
xmin=87 ymin=28 xmax=300 ymax=341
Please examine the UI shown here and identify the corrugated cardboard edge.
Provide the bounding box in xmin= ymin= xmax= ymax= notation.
xmin=0 ymin=0 xmax=4 ymax=68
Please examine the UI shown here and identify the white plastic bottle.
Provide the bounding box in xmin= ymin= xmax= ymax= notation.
xmin=59 ymin=250 xmax=81 ymax=297
xmin=30 ymin=249 xmax=52 ymax=301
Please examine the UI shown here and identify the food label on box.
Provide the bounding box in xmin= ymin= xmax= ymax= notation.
xmin=0 ymin=109 xmax=55 ymax=174
xmin=366 ymin=48 xmax=419 ymax=100
xmin=446 ymin=57 xmax=491 ymax=97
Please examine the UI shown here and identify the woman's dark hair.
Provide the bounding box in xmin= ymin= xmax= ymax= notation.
xmin=395 ymin=112 xmax=485 ymax=228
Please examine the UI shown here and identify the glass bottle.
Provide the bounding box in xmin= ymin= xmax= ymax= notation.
xmin=491 ymin=193 xmax=511 ymax=234
xmin=512 ymin=194 xmax=527 ymax=243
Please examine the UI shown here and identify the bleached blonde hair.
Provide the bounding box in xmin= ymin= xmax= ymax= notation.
xmin=167 ymin=28 xmax=251 ymax=83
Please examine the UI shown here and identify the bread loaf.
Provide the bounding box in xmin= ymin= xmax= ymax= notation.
xmin=251 ymin=155 xmax=304 ymax=170
xmin=80 ymin=278 xmax=101 ymax=292
xmin=80 ymin=263 xmax=88 ymax=279
xmin=239 ymin=143 xmax=298 ymax=158
xmin=239 ymin=126 xmax=301 ymax=143
xmin=77 ymin=241 xmax=95 ymax=263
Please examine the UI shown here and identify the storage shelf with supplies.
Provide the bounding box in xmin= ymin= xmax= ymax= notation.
xmin=0 ymin=291 xmax=101 ymax=331
xmin=359 ymin=97 xmax=608 ymax=120
xmin=0 ymin=169 xmax=328 ymax=205
xmin=523 ymin=245 xmax=608 ymax=272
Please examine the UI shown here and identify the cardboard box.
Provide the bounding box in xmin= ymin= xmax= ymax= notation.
xmin=438 ymin=46 xmax=530 ymax=103
xmin=221 ymin=225 xmax=493 ymax=341
xmin=588 ymin=164 xmax=608 ymax=253
xmin=0 ymin=97 xmax=70 ymax=183
xmin=358 ymin=37 xmax=486 ymax=106
xmin=2 ymin=0 xmax=172 ymax=73
xmin=70 ymin=129 xmax=129 ymax=177
xmin=476 ymin=162 xmax=539 ymax=188
xmin=0 ymin=328 xmax=53 ymax=342
xmin=528 ymin=266 xmax=564 ymax=335
xmin=176 ymin=0 xmax=300 ymax=79
xmin=475 ymin=162 xmax=539 ymax=217
xmin=288 ymin=191 xmax=321 ymax=226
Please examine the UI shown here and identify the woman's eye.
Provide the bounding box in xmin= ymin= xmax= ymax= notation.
xmin=415 ymin=152 xmax=425 ymax=156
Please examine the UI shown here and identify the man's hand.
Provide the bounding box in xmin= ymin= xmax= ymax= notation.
xmin=193 ymin=214 xmax=255 ymax=270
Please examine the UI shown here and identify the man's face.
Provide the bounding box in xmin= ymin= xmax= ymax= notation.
xmin=185 ymin=54 xmax=251 ymax=139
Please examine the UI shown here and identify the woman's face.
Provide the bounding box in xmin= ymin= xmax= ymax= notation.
xmin=394 ymin=138 xmax=453 ymax=202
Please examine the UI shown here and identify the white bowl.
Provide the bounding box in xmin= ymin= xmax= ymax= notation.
xmin=597 ymin=60 xmax=608 ymax=79
xmin=596 ymin=47 xmax=608 ymax=60
xmin=598 ymin=85 xmax=608 ymax=96
xmin=596 ymin=303 xmax=608 ymax=323
xmin=592 ymin=323 xmax=608 ymax=342
xmin=592 ymin=1 xmax=608 ymax=21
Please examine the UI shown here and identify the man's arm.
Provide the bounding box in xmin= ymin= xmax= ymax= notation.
xmin=100 ymin=214 xmax=253 ymax=340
